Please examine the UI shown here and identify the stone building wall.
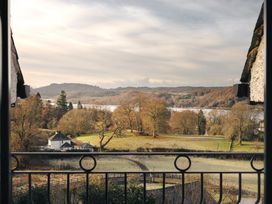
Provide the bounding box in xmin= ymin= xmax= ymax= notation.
xmin=11 ymin=39 xmax=18 ymax=104
xmin=250 ymin=36 xmax=264 ymax=103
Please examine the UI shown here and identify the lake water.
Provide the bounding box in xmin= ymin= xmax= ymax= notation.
xmin=46 ymin=103 xmax=263 ymax=121
xmin=78 ymin=104 xmax=263 ymax=121
xmin=74 ymin=104 xmax=230 ymax=118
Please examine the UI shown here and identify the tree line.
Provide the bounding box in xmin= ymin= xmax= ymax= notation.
xmin=11 ymin=90 xmax=263 ymax=151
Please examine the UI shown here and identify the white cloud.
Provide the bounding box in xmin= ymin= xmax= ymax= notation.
xmin=11 ymin=0 xmax=263 ymax=88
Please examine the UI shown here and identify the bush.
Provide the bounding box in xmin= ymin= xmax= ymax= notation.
xmin=14 ymin=187 xmax=48 ymax=204
xmin=58 ymin=109 xmax=98 ymax=136
xmin=14 ymin=181 xmax=155 ymax=204
xmin=80 ymin=182 xmax=155 ymax=204
xmin=170 ymin=111 xmax=198 ymax=135
xmin=207 ymin=124 xmax=223 ymax=135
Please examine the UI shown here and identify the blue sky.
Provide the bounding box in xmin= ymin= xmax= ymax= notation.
xmin=11 ymin=0 xmax=263 ymax=88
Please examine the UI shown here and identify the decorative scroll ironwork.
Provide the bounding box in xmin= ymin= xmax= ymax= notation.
xmin=250 ymin=155 xmax=264 ymax=172
xmin=10 ymin=152 xmax=264 ymax=204
xmin=79 ymin=155 xmax=97 ymax=172
xmin=174 ymin=155 xmax=191 ymax=172
xmin=11 ymin=155 xmax=19 ymax=171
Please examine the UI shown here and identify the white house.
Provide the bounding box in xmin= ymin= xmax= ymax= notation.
xmin=48 ymin=131 xmax=72 ymax=150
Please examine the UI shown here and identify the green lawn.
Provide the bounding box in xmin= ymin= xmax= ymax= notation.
xmin=77 ymin=132 xmax=263 ymax=152
xmin=75 ymin=132 xmax=264 ymax=197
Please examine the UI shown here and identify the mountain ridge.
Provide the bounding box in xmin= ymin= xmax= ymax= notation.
xmin=33 ymin=83 xmax=240 ymax=108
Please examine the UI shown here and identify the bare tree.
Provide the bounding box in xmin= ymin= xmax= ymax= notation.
xmin=98 ymin=127 xmax=121 ymax=151
xmin=222 ymin=114 xmax=238 ymax=151
xmin=222 ymin=102 xmax=259 ymax=146
xmin=114 ymin=100 xmax=136 ymax=133
xmin=58 ymin=109 xmax=98 ymax=136
xmin=206 ymin=110 xmax=224 ymax=135
xmin=170 ymin=111 xmax=198 ymax=135
xmin=229 ymin=102 xmax=257 ymax=145
xmin=11 ymin=95 xmax=42 ymax=151
xmin=142 ymin=98 xmax=169 ymax=137
xmin=133 ymin=93 xmax=148 ymax=133
xmin=112 ymin=107 xmax=127 ymax=137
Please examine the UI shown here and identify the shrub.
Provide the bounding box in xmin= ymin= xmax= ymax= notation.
xmin=80 ymin=182 xmax=155 ymax=204
xmin=14 ymin=187 xmax=48 ymax=204
xmin=170 ymin=111 xmax=198 ymax=135
xmin=14 ymin=181 xmax=155 ymax=204
xmin=58 ymin=109 xmax=98 ymax=136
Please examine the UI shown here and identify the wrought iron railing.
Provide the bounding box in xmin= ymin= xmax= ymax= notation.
xmin=11 ymin=152 xmax=264 ymax=204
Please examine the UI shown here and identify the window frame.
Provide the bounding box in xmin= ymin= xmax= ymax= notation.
xmin=1 ymin=0 xmax=271 ymax=203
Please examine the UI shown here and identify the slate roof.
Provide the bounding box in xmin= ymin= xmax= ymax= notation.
xmin=49 ymin=132 xmax=71 ymax=141
xmin=240 ymin=4 xmax=264 ymax=83
xmin=80 ymin=143 xmax=94 ymax=149
xmin=11 ymin=32 xmax=28 ymax=99
xmin=60 ymin=142 xmax=73 ymax=148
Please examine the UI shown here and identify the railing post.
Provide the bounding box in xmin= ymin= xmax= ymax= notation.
xmin=265 ymin=0 xmax=272 ymax=203
xmin=0 ymin=0 xmax=11 ymax=203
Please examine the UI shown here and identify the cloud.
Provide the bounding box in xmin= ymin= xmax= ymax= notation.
xmin=11 ymin=0 xmax=263 ymax=88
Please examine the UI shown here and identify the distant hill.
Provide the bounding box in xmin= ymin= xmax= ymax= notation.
xmin=33 ymin=83 xmax=242 ymax=108
xmin=33 ymin=83 xmax=116 ymax=99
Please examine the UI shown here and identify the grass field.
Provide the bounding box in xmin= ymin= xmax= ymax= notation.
xmin=74 ymin=132 xmax=265 ymax=199
xmin=77 ymin=132 xmax=264 ymax=152
xmin=46 ymin=155 xmax=264 ymax=195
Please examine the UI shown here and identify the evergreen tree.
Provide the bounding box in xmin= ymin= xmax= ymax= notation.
xmin=41 ymin=100 xmax=57 ymax=129
xmin=77 ymin=101 xmax=83 ymax=109
xmin=36 ymin=92 xmax=41 ymax=99
xmin=68 ymin=102 xmax=73 ymax=111
xmin=56 ymin=90 xmax=68 ymax=118
xmin=198 ymin=110 xmax=206 ymax=135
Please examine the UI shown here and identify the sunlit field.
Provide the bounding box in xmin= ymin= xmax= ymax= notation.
xmin=77 ymin=132 xmax=264 ymax=152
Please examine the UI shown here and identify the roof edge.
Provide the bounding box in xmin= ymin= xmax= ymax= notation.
xmin=240 ymin=3 xmax=264 ymax=83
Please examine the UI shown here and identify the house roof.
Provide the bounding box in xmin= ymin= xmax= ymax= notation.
xmin=80 ymin=143 xmax=94 ymax=149
xmin=49 ymin=132 xmax=71 ymax=141
xmin=11 ymin=32 xmax=28 ymax=99
xmin=60 ymin=142 xmax=73 ymax=148
xmin=240 ymin=4 xmax=264 ymax=83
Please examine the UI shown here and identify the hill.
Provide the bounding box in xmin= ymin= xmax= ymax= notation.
xmin=34 ymin=83 xmax=116 ymax=98
xmin=33 ymin=83 xmax=241 ymax=108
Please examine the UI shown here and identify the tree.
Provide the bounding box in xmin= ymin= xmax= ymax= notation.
xmin=98 ymin=127 xmax=121 ymax=151
xmin=142 ymin=98 xmax=169 ymax=137
xmin=133 ymin=93 xmax=148 ymax=133
xmin=94 ymin=110 xmax=114 ymax=151
xmin=206 ymin=110 xmax=224 ymax=135
xmin=112 ymin=107 xmax=128 ymax=136
xmin=11 ymin=95 xmax=43 ymax=151
xmin=113 ymin=100 xmax=136 ymax=133
xmin=198 ymin=110 xmax=206 ymax=135
xmin=224 ymin=102 xmax=258 ymax=145
xmin=222 ymin=114 xmax=238 ymax=151
xmin=41 ymin=100 xmax=58 ymax=129
xmin=56 ymin=90 xmax=68 ymax=119
xmin=68 ymin=102 xmax=73 ymax=111
xmin=77 ymin=101 xmax=83 ymax=109
xmin=95 ymin=110 xmax=112 ymax=133
xmin=58 ymin=109 xmax=98 ymax=136
xmin=170 ymin=111 xmax=198 ymax=135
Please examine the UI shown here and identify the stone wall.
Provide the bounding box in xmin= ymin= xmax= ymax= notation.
xmin=250 ymin=36 xmax=264 ymax=103
xmin=11 ymin=41 xmax=18 ymax=104
xmin=13 ymin=175 xmax=216 ymax=204
xmin=147 ymin=181 xmax=216 ymax=204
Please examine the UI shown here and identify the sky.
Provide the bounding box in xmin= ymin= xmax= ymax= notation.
xmin=11 ymin=0 xmax=263 ymax=88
